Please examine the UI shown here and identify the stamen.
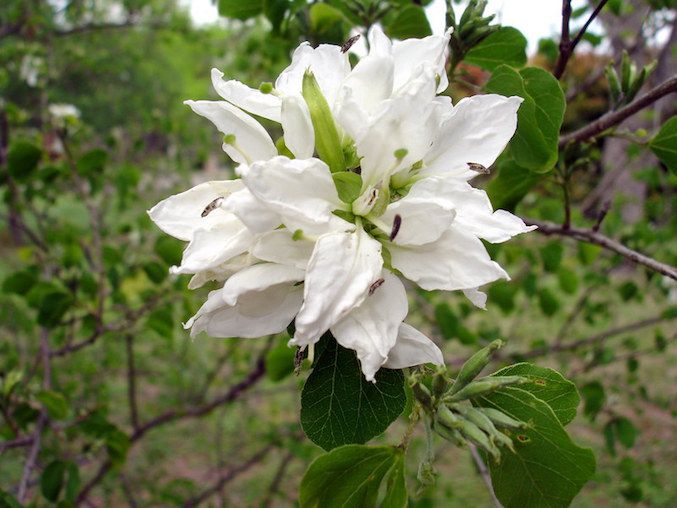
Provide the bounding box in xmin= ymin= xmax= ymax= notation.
xmin=341 ymin=34 xmax=361 ymax=53
xmin=389 ymin=214 xmax=402 ymax=241
xmin=259 ymin=82 xmax=274 ymax=94
xmin=368 ymin=278 xmax=385 ymax=295
xmin=467 ymin=162 xmax=490 ymax=174
xmin=201 ymin=197 xmax=224 ymax=217
xmin=394 ymin=148 xmax=408 ymax=160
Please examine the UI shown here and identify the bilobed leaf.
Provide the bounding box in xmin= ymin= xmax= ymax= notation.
xmin=486 ymin=66 xmax=565 ymax=173
xmin=492 ymin=363 xmax=580 ymax=425
xmin=478 ymin=387 xmax=596 ymax=508
xmin=465 ymin=27 xmax=527 ymax=71
xmin=301 ymin=337 xmax=406 ymax=450
xmin=299 ymin=445 xmax=407 ymax=508
xmin=218 ymin=0 xmax=263 ymax=19
xmin=486 ymin=158 xmax=543 ymax=211
xmin=649 ymin=116 xmax=677 ymax=173
xmin=385 ymin=5 xmax=432 ymax=39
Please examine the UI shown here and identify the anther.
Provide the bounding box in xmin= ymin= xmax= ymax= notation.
xmin=389 ymin=214 xmax=402 ymax=241
xmin=341 ymin=34 xmax=361 ymax=53
xmin=368 ymin=278 xmax=385 ymax=295
xmin=467 ymin=162 xmax=490 ymax=174
xmin=201 ymin=197 xmax=224 ymax=217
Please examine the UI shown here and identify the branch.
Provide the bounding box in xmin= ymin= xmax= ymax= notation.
xmin=559 ymin=76 xmax=677 ymax=147
xmin=469 ymin=444 xmax=502 ymax=508
xmin=513 ymin=314 xmax=671 ymax=361
xmin=526 ymin=219 xmax=677 ymax=280
xmin=183 ymin=444 xmax=275 ymax=508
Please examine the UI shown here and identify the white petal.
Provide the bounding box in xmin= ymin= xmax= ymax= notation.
xmin=339 ymin=54 xmax=394 ymax=116
xmin=211 ymin=68 xmax=281 ymax=122
xmin=413 ymin=177 xmax=535 ymax=243
xmin=275 ymin=43 xmax=350 ymax=105
xmin=389 ymin=225 xmax=509 ymax=291
xmin=378 ymin=196 xmax=456 ymax=246
xmin=292 ymin=228 xmax=383 ymax=347
xmin=148 ymin=180 xmax=243 ymax=241
xmin=240 ymin=156 xmax=352 ymax=237
xmin=462 ymin=288 xmax=487 ymax=309
xmin=281 ymin=95 xmax=314 ymax=159
xmin=174 ymin=217 xmax=253 ymax=274
xmin=252 ymin=230 xmax=314 ymax=270
xmin=330 ymin=271 xmax=408 ymax=382
xmin=423 ymin=95 xmax=523 ymax=179
xmin=221 ymin=187 xmax=281 ymax=233
xmin=392 ymin=30 xmax=451 ymax=93
xmin=383 ymin=324 xmax=444 ymax=369
xmin=187 ymin=253 xmax=255 ymax=289
xmin=185 ymin=100 xmax=277 ymax=165
xmin=367 ymin=25 xmax=392 ymax=57
xmin=221 ymin=263 xmax=305 ymax=305
xmin=187 ymin=284 xmax=303 ymax=339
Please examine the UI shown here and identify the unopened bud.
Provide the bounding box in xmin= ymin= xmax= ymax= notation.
xmin=449 ymin=340 xmax=504 ymax=395
xmin=259 ymin=82 xmax=274 ymax=94
xmin=478 ymin=407 xmax=528 ymax=430
xmin=447 ymin=376 xmax=527 ymax=402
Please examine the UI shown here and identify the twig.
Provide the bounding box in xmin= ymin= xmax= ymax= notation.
xmin=183 ymin=444 xmax=274 ymax=508
xmin=526 ymin=219 xmax=677 ymax=280
xmin=553 ymin=0 xmax=609 ymax=79
xmin=261 ymin=450 xmax=295 ymax=508
xmin=469 ymin=444 xmax=502 ymax=508
xmin=559 ymin=76 xmax=677 ymax=147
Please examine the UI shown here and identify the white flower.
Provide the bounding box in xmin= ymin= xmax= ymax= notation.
xmin=149 ymin=28 xmax=535 ymax=381
xmin=48 ymin=103 xmax=81 ymax=120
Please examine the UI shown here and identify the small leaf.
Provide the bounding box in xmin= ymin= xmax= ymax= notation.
xmin=434 ymin=302 xmax=459 ymax=340
xmin=581 ymin=381 xmax=605 ymax=421
xmin=300 ymin=336 xmax=406 ymax=450
xmin=142 ymin=261 xmax=168 ymax=284
xmin=263 ymin=0 xmax=288 ymax=32
xmin=106 ymin=428 xmax=130 ymax=465
xmin=486 ymin=66 xmax=565 ymax=172
xmin=385 ymin=5 xmax=432 ymax=39
xmin=492 ymin=363 xmax=580 ymax=426
xmin=36 ymin=390 xmax=69 ymax=420
xmin=649 ymin=116 xmax=677 ymax=173
xmin=540 ymin=241 xmax=563 ymax=272
xmin=309 ymin=3 xmax=348 ymax=44
xmin=538 ymin=288 xmax=560 ymax=316
xmin=557 ymin=266 xmax=579 ymax=294
xmin=7 ymin=140 xmax=41 ymax=180
xmin=218 ymin=0 xmax=263 ymax=19
xmin=2 ymin=270 xmax=37 ymax=295
xmin=478 ymin=387 xmax=596 ymax=508
xmin=465 ymin=27 xmax=527 ymax=71
xmin=486 ymin=158 xmax=543 ymax=211
xmin=154 ymin=236 xmax=183 ymax=266
xmin=41 ymin=460 xmax=66 ymax=502
xmin=613 ymin=416 xmax=638 ymax=449
xmin=332 ymin=171 xmax=362 ymax=204
xmin=0 ymin=490 xmax=22 ymax=508
xmin=265 ymin=344 xmax=296 ymax=382
xmin=299 ymin=445 xmax=407 ymax=508
xmin=77 ymin=149 xmax=108 ymax=174
xmin=37 ymin=290 xmax=74 ymax=328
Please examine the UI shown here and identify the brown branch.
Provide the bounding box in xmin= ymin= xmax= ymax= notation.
xmin=553 ymin=0 xmax=609 ymax=79
xmin=183 ymin=444 xmax=274 ymax=508
xmin=526 ymin=219 xmax=677 ymax=280
xmin=559 ymin=76 xmax=677 ymax=147
xmin=0 ymin=435 xmax=35 ymax=453
xmin=469 ymin=444 xmax=502 ymax=508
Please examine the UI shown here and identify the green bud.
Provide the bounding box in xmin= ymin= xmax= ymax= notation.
xmin=449 ymin=339 xmax=504 ymax=395
xmin=433 ymin=419 xmax=465 ymax=445
xmin=605 ymin=65 xmax=622 ymax=106
xmin=412 ymin=382 xmax=433 ymax=410
xmin=223 ymin=134 xmax=237 ymax=145
xmin=460 ymin=406 xmax=515 ymax=452
xmin=490 ymin=428 xmax=516 ymax=453
xmin=457 ymin=420 xmax=500 ymax=461
xmin=478 ymin=407 xmax=528 ymax=430
xmin=302 ymin=70 xmax=345 ymax=173
xmin=447 ymin=376 xmax=527 ymax=402
xmin=620 ymin=50 xmax=633 ymax=93
xmin=432 ymin=370 xmax=449 ymax=399
xmin=436 ymin=404 xmax=462 ymax=429
xmin=369 ymin=185 xmax=390 ymax=218
xmin=259 ymin=82 xmax=274 ymax=94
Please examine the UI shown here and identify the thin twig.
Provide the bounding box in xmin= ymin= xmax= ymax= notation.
xmin=261 ymin=450 xmax=295 ymax=508
xmin=559 ymin=76 xmax=677 ymax=147
xmin=526 ymin=219 xmax=677 ymax=280
xmin=469 ymin=444 xmax=502 ymax=508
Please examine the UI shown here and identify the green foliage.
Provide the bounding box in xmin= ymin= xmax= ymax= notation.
xmin=465 ymin=27 xmax=527 ymax=71
xmin=300 ymin=336 xmax=406 ymax=450
xmin=265 ymin=343 xmax=296 ymax=381
xmin=218 ymin=0 xmax=263 ymax=20
xmin=7 ymin=140 xmax=42 ymax=180
xmin=385 ymin=5 xmax=432 ymax=39
xmin=486 ymin=158 xmax=544 ymax=211
xmin=332 ymin=171 xmax=363 ymax=204
xmin=299 ymin=445 xmax=406 ymax=508
xmin=486 ymin=66 xmax=565 ymax=172
xmin=649 ymin=116 xmax=677 ymax=173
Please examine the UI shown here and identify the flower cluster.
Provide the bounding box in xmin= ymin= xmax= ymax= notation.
xmin=149 ymin=27 xmax=534 ymax=381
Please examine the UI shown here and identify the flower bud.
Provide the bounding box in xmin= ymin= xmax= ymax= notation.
xmin=478 ymin=407 xmax=528 ymax=430
xmin=302 ymin=70 xmax=345 ymax=173
xmin=457 ymin=419 xmax=500 ymax=461
xmin=447 ymin=376 xmax=527 ymax=402
xmin=449 ymin=339 xmax=503 ymax=395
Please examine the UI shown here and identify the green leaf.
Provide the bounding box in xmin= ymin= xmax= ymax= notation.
xmin=538 ymin=288 xmax=560 ymax=316
xmin=37 ymin=290 xmax=74 ymax=328
xmin=385 ymin=5 xmax=432 ymax=39
xmin=649 ymin=116 xmax=677 ymax=173
xmin=64 ymin=462 xmax=81 ymax=504
xmin=492 ymin=363 xmax=580 ymax=425
xmin=557 ymin=266 xmax=579 ymax=294
xmin=142 ymin=261 xmax=168 ymax=284
xmin=299 ymin=445 xmax=407 ymax=508
xmin=540 ymin=241 xmax=563 ymax=272
xmin=478 ymin=387 xmax=596 ymax=508
xmin=263 ymin=0 xmax=288 ymax=32
xmin=106 ymin=428 xmax=131 ymax=465
xmin=36 ymin=390 xmax=69 ymax=420
xmin=611 ymin=416 xmax=638 ymax=449
xmin=434 ymin=302 xmax=459 ymax=340
xmin=7 ymin=140 xmax=41 ymax=180
xmin=332 ymin=171 xmax=363 ymax=204
xmin=0 ymin=490 xmax=22 ymax=508
xmin=2 ymin=270 xmax=37 ymax=295
xmin=154 ymin=236 xmax=183 ymax=266
xmin=486 ymin=66 xmax=565 ymax=172
xmin=581 ymin=381 xmax=605 ymax=421
xmin=486 ymin=158 xmax=543 ymax=211
xmin=41 ymin=460 xmax=66 ymax=502
xmin=265 ymin=344 xmax=296 ymax=382
xmin=488 ymin=281 xmax=517 ymax=313
xmin=465 ymin=27 xmax=527 ymax=71
xmin=77 ymin=149 xmax=108 ymax=174
xmin=309 ymin=3 xmax=347 ymax=44
xmin=300 ymin=336 xmax=406 ymax=450
xmin=218 ymin=0 xmax=263 ymax=19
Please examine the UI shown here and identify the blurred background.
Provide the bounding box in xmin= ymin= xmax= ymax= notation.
xmin=0 ymin=0 xmax=675 ymax=506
